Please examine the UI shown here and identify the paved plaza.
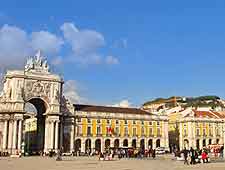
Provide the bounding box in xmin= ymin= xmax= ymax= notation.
xmin=1 ymin=155 xmax=225 ymax=170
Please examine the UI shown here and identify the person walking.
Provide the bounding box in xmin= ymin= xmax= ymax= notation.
xmin=190 ymin=147 xmax=195 ymax=165
xmin=152 ymin=149 xmax=156 ymax=159
xmin=183 ymin=148 xmax=189 ymax=165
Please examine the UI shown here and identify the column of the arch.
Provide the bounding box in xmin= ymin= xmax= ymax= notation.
xmin=70 ymin=119 xmax=75 ymax=153
xmin=2 ymin=120 xmax=8 ymax=151
xmin=7 ymin=120 xmax=13 ymax=154
xmin=50 ymin=121 xmax=55 ymax=149
xmin=17 ymin=119 xmax=22 ymax=151
xmin=54 ymin=121 xmax=59 ymax=151
xmin=12 ymin=120 xmax=18 ymax=153
xmin=44 ymin=119 xmax=50 ymax=153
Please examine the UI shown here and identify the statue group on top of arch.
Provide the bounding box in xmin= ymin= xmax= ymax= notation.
xmin=25 ymin=50 xmax=49 ymax=73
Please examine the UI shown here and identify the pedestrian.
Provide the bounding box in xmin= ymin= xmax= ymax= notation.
xmin=190 ymin=147 xmax=195 ymax=165
xmin=152 ymin=149 xmax=156 ymax=159
xmin=183 ymin=148 xmax=189 ymax=165
xmin=220 ymin=146 xmax=224 ymax=159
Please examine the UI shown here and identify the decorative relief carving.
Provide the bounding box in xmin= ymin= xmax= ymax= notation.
xmin=24 ymin=80 xmax=52 ymax=102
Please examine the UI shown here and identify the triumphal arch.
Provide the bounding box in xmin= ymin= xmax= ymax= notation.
xmin=0 ymin=51 xmax=73 ymax=155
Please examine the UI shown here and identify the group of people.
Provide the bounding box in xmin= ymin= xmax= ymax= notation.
xmin=174 ymin=147 xmax=220 ymax=165
xmin=98 ymin=148 xmax=157 ymax=161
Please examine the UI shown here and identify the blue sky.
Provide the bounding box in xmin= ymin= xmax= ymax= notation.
xmin=1 ymin=1 xmax=225 ymax=106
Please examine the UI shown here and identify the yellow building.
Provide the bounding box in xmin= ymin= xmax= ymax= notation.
xmin=64 ymin=104 xmax=169 ymax=153
xmin=168 ymin=108 xmax=225 ymax=150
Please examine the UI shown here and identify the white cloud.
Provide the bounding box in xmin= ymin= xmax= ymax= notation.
xmin=31 ymin=31 xmax=63 ymax=55
xmin=105 ymin=55 xmax=119 ymax=65
xmin=0 ymin=24 xmax=63 ymax=69
xmin=61 ymin=22 xmax=105 ymax=55
xmin=0 ymin=24 xmax=32 ymax=68
xmin=63 ymin=80 xmax=85 ymax=104
xmin=112 ymin=99 xmax=131 ymax=108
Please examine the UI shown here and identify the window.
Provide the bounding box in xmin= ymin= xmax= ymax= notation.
xmin=196 ymin=129 xmax=200 ymax=136
xmin=203 ymin=129 xmax=206 ymax=136
xmin=116 ymin=127 xmax=119 ymax=136
xmin=184 ymin=129 xmax=187 ymax=136
xmin=107 ymin=119 xmax=110 ymax=124
xmin=157 ymin=128 xmax=161 ymax=136
xmin=142 ymin=121 xmax=144 ymax=125
xmin=77 ymin=118 xmax=81 ymax=123
xmin=157 ymin=121 xmax=160 ymax=126
xmin=97 ymin=119 xmax=101 ymax=124
xmin=87 ymin=118 xmax=91 ymax=123
xmin=77 ymin=126 xmax=81 ymax=135
xmin=133 ymin=120 xmax=136 ymax=125
xmin=125 ymin=127 xmax=128 ymax=136
xmin=87 ymin=126 xmax=91 ymax=136
xmin=97 ymin=126 xmax=101 ymax=135
xmin=209 ymin=128 xmax=213 ymax=136
xmin=216 ymin=128 xmax=220 ymax=136
xmin=141 ymin=126 xmax=145 ymax=136
xmin=149 ymin=122 xmax=152 ymax=126
xmin=125 ymin=120 xmax=128 ymax=124
xmin=116 ymin=120 xmax=119 ymax=124
xmin=133 ymin=128 xmax=137 ymax=136
xmin=149 ymin=128 xmax=153 ymax=136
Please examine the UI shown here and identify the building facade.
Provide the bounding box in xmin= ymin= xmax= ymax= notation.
xmin=64 ymin=104 xmax=169 ymax=154
xmin=0 ymin=52 xmax=169 ymax=155
xmin=168 ymin=108 xmax=225 ymax=150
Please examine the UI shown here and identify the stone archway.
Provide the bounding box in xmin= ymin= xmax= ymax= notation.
xmin=148 ymin=139 xmax=153 ymax=149
xmin=0 ymin=51 xmax=63 ymax=155
xmin=140 ymin=139 xmax=145 ymax=150
xmin=123 ymin=139 xmax=128 ymax=147
xmin=156 ymin=139 xmax=160 ymax=148
xmin=24 ymin=98 xmax=47 ymax=155
xmin=105 ymin=139 xmax=110 ymax=150
xmin=114 ymin=139 xmax=119 ymax=149
xmin=132 ymin=139 xmax=136 ymax=148
xmin=95 ymin=139 xmax=101 ymax=153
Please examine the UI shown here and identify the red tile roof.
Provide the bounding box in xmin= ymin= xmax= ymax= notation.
xmin=74 ymin=104 xmax=153 ymax=115
xmin=191 ymin=110 xmax=225 ymax=119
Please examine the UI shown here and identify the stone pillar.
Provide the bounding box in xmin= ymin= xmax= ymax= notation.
xmin=187 ymin=122 xmax=193 ymax=149
xmin=70 ymin=121 xmax=75 ymax=153
xmin=54 ymin=121 xmax=59 ymax=151
xmin=17 ymin=120 xmax=22 ymax=151
xmin=212 ymin=123 xmax=216 ymax=144
xmin=153 ymin=139 xmax=156 ymax=149
xmin=81 ymin=139 xmax=85 ymax=153
xmin=164 ymin=121 xmax=169 ymax=148
xmin=44 ymin=119 xmax=49 ymax=153
xmin=101 ymin=139 xmax=104 ymax=152
xmin=60 ymin=121 xmax=63 ymax=149
xmin=12 ymin=120 xmax=18 ymax=153
xmin=3 ymin=120 xmax=8 ymax=150
xmin=50 ymin=121 xmax=54 ymax=149
xmin=7 ymin=120 xmax=13 ymax=153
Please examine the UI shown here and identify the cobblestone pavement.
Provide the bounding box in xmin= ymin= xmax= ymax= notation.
xmin=1 ymin=155 xmax=225 ymax=170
